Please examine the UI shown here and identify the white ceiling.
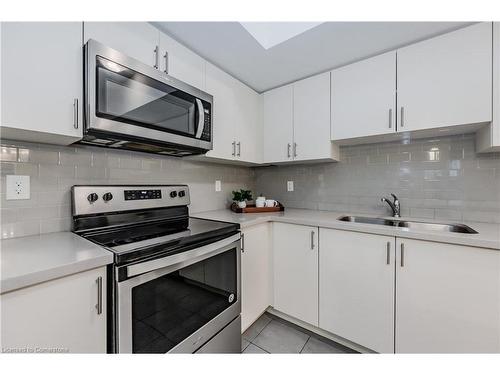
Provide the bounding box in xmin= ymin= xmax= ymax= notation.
xmin=153 ymin=22 xmax=474 ymax=93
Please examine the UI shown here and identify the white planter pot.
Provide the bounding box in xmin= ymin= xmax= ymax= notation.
xmin=237 ymin=201 xmax=247 ymax=208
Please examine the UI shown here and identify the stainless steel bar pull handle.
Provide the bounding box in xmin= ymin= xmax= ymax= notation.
xmin=73 ymin=99 xmax=79 ymax=129
xmin=231 ymin=141 xmax=236 ymax=156
xmin=400 ymin=243 xmax=405 ymax=267
xmin=287 ymin=143 xmax=291 ymax=158
xmin=241 ymin=233 xmax=245 ymax=253
xmin=388 ymin=108 xmax=392 ymax=129
xmin=386 ymin=241 xmax=391 ymax=265
xmin=163 ymin=51 xmax=169 ymax=73
xmin=293 ymin=143 xmax=298 ymax=158
xmin=237 ymin=142 xmax=241 ymax=157
xmin=310 ymin=231 xmax=315 ymax=250
xmin=153 ymin=46 xmax=159 ymax=69
xmin=400 ymin=107 xmax=405 ymax=128
xmin=95 ymin=276 xmax=103 ymax=315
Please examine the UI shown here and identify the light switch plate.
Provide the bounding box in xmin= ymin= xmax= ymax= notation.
xmin=287 ymin=181 xmax=294 ymax=192
xmin=215 ymin=180 xmax=222 ymax=192
xmin=6 ymin=175 xmax=30 ymax=200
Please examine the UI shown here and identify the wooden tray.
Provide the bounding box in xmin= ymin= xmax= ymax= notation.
xmin=230 ymin=202 xmax=285 ymax=213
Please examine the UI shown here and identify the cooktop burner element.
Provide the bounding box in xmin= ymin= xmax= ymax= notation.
xmin=71 ymin=185 xmax=239 ymax=265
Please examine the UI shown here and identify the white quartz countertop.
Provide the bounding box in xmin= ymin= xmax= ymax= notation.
xmin=1 ymin=232 xmax=113 ymax=294
xmin=192 ymin=208 xmax=500 ymax=250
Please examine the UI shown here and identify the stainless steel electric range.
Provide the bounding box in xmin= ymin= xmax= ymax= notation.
xmin=71 ymin=185 xmax=241 ymax=353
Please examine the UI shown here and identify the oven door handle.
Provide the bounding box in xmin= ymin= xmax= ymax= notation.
xmin=125 ymin=233 xmax=240 ymax=278
xmin=195 ymin=98 xmax=205 ymax=139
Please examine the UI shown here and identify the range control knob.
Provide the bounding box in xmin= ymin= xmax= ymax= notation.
xmin=170 ymin=191 xmax=177 ymax=198
xmin=178 ymin=190 xmax=186 ymax=198
xmin=87 ymin=193 xmax=98 ymax=204
xmin=102 ymin=192 xmax=113 ymax=202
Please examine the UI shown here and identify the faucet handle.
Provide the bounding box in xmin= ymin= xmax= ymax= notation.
xmin=391 ymin=193 xmax=399 ymax=202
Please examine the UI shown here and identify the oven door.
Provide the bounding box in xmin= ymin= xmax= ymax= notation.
xmin=116 ymin=233 xmax=241 ymax=353
xmin=85 ymin=39 xmax=212 ymax=151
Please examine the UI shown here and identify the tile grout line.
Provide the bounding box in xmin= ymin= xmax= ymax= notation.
xmin=299 ymin=336 xmax=311 ymax=354
xmin=248 ymin=315 xmax=273 ymax=345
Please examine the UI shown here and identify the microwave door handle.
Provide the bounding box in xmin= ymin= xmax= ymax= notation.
xmin=195 ymin=99 xmax=205 ymax=139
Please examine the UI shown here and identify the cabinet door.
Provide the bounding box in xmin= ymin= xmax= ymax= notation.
xmin=233 ymin=83 xmax=263 ymax=164
xmin=273 ymin=223 xmax=318 ymax=326
xmin=331 ymin=52 xmax=396 ymax=140
xmin=319 ymin=229 xmax=395 ymax=353
xmin=159 ymin=32 xmax=205 ymax=89
xmin=84 ymin=22 xmax=159 ymax=68
xmin=263 ymin=85 xmax=294 ymax=163
xmin=293 ymin=72 xmax=332 ymax=161
xmin=396 ymin=238 xmax=500 ymax=353
xmin=204 ymin=62 xmax=236 ymax=160
xmin=1 ymin=22 xmax=83 ymax=145
xmin=1 ymin=267 xmax=107 ymax=353
xmin=397 ymin=22 xmax=492 ymax=132
xmin=241 ymin=224 xmax=272 ymax=332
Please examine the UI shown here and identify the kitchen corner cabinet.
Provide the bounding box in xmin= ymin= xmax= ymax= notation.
xmin=273 ymin=223 xmax=318 ymax=326
xmin=1 ymin=22 xmax=83 ymax=145
xmin=241 ymin=223 xmax=272 ymax=332
xmin=319 ymin=229 xmax=395 ymax=353
xmin=397 ymin=22 xmax=492 ymax=132
xmin=395 ymin=238 xmax=500 ymax=353
xmin=1 ymin=267 xmax=107 ymax=353
xmin=263 ymin=84 xmax=294 ymax=163
xmin=331 ymin=51 xmax=396 ymax=141
xmin=84 ymin=22 xmax=160 ymax=68
xmin=263 ymin=73 xmax=339 ymax=164
xmin=204 ymin=62 xmax=262 ymax=164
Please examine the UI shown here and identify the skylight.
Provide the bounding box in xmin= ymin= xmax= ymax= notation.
xmin=240 ymin=22 xmax=323 ymax=50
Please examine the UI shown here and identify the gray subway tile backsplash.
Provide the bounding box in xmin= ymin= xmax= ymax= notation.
xmin=1 ymin=133 xmax=500 ymax=240
xmin=0 ymin=140 xmax=254 ymax=239
xmin=255 ymin=134 xmax=500 ymax=224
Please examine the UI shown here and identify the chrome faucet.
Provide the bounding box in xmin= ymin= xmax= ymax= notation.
xmin=381 ymin=193 xmax=401 ymax=218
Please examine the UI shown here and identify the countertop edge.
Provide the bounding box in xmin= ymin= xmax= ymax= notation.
xmin=1 ymin=252 xmax=113 ymax=294
xmin=192 ymin=211 xmax=500 ymax=251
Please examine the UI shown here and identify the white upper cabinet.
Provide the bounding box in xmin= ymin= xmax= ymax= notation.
xmin=331 ymin=51 xmax=396 ymax=140
xmin=84 ymin=22 xmax=159 ymax=68
xmin=159 ymin=32 xmax=205 ymax=89
xmin=293 ymin=72 xmax=336 ymax=161
xmin=204 ymin=62 xmax=262 ymax=164
xmin=1 ymin=22 xmax=83 ymax=145
xmin=273 ymin=223 xmax=319 ymax=326
xmin=263 ymin=84 xmax=294 ymax=163
xmin=263 ymin=73 xmax=339 ymax=164
xmin=397 ymin=22 xmax=492 ymax=132
xmin=205 ymin=62 xmax=237 ymax=160
xmin=395 ymin=238 xmax=500 ymax=353
xmin=319 ymin=229 xmax=395 ymax=353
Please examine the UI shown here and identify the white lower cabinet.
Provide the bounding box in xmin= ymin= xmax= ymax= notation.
xmin=395 ymin=238 xmax=500 ymax=353
xmin=273 ymin=223 xmax=318 ymax=326
xmin=319 ymin=229 xmax=395 ymax=353
xmin=241 ymin=224 xmax=272 ymax=332
xmin=1 ymin=267 xmax=107 ymax=353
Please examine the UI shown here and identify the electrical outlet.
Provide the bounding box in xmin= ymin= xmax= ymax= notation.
xmin=215 ymin=180 xmax=222 ymax=192
xmin=6 ymin=175 xmax=30 ymax=200
xmin=287 ymin=180 xmax=294 ymax=192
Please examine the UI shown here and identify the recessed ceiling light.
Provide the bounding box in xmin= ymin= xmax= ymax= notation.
xmin=240 ymin=22 xmax=323 ymax=50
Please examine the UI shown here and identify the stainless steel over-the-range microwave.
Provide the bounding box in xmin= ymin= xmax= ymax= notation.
xmin=82 ymin=39 xmax=213 ymax=156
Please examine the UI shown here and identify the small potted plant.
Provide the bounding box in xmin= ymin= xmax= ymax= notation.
xmin=232 ymin=189 xmax=253 ymax=209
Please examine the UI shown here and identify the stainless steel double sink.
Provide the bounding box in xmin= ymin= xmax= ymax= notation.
xmin=337 ymin=215 xmax=478 ymax=234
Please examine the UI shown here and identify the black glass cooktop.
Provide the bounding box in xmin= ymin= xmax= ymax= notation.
xmin=82 ymin=217 xmax=239 ymax=265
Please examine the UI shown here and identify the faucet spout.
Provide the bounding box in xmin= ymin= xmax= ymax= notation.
xmin=381 ymin=194 xmax=401 ymax=218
